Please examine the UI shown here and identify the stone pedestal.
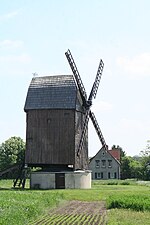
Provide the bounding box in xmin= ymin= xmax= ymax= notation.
xmin=30 ymin=170 xmax=91 ymax=189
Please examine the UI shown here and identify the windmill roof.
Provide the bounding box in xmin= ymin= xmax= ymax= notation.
xmin=24 ymin=75 xmax=77 ymax=111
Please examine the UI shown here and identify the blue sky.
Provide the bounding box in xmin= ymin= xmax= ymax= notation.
xmin=0 ymin=0 xmax=150 ymax=156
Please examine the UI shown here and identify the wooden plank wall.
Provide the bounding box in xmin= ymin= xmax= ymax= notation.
xmin=25 ymin=109 xmax=75 ymax=165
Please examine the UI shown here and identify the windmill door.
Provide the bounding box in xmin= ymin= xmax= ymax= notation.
xmin=55 ymin=173 xmax=65 ymax=189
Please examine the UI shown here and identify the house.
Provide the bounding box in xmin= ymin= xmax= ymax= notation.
xmin=89 ymin=147 xmax=121 ymax=179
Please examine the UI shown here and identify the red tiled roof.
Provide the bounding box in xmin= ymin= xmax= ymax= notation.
xmin=108 ymin=149 xmax=120 ymax=161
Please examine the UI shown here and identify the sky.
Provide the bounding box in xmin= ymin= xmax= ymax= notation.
xmin=0 ymin=0 xmax=150 ymax=157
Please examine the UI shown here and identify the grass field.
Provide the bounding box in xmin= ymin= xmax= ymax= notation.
xmin=0 ymin=179 xmax=150 ymax=225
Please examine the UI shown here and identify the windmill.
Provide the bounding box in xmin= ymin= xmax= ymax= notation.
xmin=17 ymin=49 xmax=108 ymax=189
xmin=65 ymin=49 xmax=108 ymax=163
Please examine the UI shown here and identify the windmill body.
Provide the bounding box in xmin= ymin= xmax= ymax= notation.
xmin=24 ymin=75 xmax=88 ymax=171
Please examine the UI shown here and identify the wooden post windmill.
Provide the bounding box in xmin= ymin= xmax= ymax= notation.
xmin=65 ymin=49 xmax=108 ymax=168
xmin=22 ymin=49 xmax=108 ymax=189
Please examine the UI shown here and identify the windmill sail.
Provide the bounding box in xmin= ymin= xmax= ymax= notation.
xmin=65 ymin=49 xmax=108 ymax=161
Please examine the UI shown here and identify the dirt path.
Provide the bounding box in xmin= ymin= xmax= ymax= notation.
xmin=30 ymin=201 xmax=107 ymax=225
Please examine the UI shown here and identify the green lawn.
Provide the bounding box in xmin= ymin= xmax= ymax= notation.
xmin=0 ymin=179 xmax=150 ymax=225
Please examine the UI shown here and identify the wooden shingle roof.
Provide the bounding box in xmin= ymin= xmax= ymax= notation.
xmin=24 ymin=75 xmax=77 ymax=111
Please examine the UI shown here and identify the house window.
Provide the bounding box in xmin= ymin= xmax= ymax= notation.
xmin=108 ymin=172 xmax=111 ymax=179
xmin=97 ymin=173 xmax=101 ymax=178
xmin=108 ymin=160 xmax=112 ymax=167
xmin=101 ymin=160 xmax=106 ymax=167
xmin=95 ymin=172 xmax=103 ymax=179
xmin=114 ymin=172 xmax=117 ymax=179
xmin=95 ymin=160 xmax=100 ymax=168
xmin=102 ymin=151 xmax=105 ymax=157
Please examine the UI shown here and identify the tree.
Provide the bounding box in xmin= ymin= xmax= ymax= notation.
xmin=129 ymin=157 xmax=143 ymax=179
xmin=139 ymin=141 xmax=150 ymax=180
xmin=0 ymin=137 xmax=25 ymax=171
xmin=120 ymin=155 xmax=131 ymax=179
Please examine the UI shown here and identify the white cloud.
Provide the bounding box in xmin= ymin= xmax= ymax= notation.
xmin=0 ymin=40 xmax=24 ymax=49
xmin=117 ymin=53 xmax=150 ymax=76
xmin=92 ymin=100 xmax=113 ymax=113
xmin=0 ymin=10 xmax=21 ymax=21
xmin=0 ymin=54 xmax=31 ymax=64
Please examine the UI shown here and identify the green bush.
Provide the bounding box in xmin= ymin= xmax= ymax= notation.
xmin=107 ymin=181 xmax=118 ymax=185
xmin=120 ymin=181 xmax=130 ymax=185
xmin=107 ymin=194 xmax=150 ymax=211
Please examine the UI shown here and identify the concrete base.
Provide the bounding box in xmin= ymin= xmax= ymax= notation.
xmin=30 ymin=170 xmax=91 ymax=189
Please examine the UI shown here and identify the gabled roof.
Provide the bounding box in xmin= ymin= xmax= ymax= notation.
xmin=24 ymin=75 xmax=77 ymax=111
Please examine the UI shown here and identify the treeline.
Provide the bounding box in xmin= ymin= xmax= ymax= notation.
xmin=120 ymin=142 xmax=150 ymax=180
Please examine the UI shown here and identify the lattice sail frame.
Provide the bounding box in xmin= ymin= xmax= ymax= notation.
xmin=65 ymin=49 xmax=108 ymax=157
